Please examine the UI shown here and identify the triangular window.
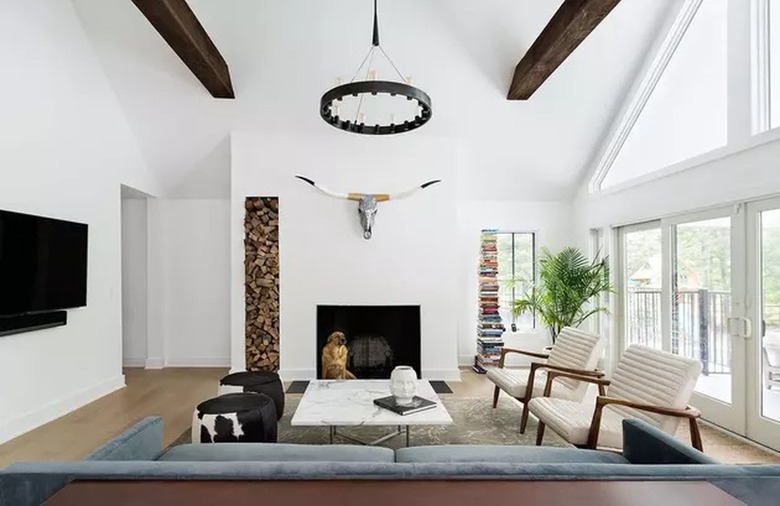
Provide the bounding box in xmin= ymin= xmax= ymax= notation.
xmin=600 ymin=0 xmax=728 ymax=189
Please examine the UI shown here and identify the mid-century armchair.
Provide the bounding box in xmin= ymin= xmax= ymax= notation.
xmin=528 ymin=344 xmax=704 ymax=451
xmin=487 ymin=327 xmax=606 ymax=433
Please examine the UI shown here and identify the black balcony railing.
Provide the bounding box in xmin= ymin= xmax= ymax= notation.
xmin=626 ymin=288 xmax=731 ymax=375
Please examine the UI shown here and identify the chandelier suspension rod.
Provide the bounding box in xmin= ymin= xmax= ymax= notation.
xmin=373 ymin=0 xmax=380 ymax=47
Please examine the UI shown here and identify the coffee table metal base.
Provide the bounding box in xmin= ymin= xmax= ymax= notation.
xmin=329 ymin=425 xmax=410 ymax=447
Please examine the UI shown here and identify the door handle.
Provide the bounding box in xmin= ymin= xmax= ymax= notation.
xmin=743 ymin=317 xmax=752 ymax=339
xmin=728 ymin=317 xmax=752 ymax=339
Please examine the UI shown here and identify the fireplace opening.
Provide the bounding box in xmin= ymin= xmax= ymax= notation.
xmin=316 ymin=305 xmax=421 ymax=379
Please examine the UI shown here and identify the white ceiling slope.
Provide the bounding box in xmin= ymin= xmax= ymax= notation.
xmin=72 ymin=0 xmax=678 ymax=200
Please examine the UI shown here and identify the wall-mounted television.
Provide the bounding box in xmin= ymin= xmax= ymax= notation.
xmin=0 ymin=210 xmax=88 ymax=316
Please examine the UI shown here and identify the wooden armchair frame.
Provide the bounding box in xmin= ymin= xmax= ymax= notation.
xmin=492 ymin=347 xmax=604 ymax=433
xmin=536 ymin=371 xmax=703 ymax=451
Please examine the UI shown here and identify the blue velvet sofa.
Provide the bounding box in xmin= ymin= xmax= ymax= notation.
xmin=1 ymin=418 xmax=779 ymax=505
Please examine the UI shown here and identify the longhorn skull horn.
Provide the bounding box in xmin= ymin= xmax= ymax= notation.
xmin=387 ymin=179 xmax=442 ymax=200
xmin=295 ymin=175 xmax=442 ymax=239
xmin=294 ymin=175 xmax=358 ymax=200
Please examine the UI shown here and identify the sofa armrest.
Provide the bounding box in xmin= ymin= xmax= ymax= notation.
xmin=621 ymin=419 xmax=718 ymax=465
xmin=84 ymin=417 xmax=164 ymax=461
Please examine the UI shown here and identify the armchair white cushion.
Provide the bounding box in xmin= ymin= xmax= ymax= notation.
xmin=763 ymin=335 xmax=780 ymax=389
xmin=528 ymin=344 xmax=703 ymax=450
xmin=487 ymin=327 xmax=605 ymax=433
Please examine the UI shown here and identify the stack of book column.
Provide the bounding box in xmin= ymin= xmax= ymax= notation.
xmin=473 ymin=229 xmax=505 ymax=374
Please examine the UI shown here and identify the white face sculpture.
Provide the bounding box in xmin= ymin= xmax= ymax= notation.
xmin=393 ymin=378 xmax=417 ymax=400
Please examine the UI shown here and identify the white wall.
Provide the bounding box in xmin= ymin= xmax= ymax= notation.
xmin=457 ymin=200 xmax=574 ymax=366
xmin=161 ymin=199 xmax=231 ymax=367
xmin=230 ymin=132 xmax=460 ymax=381
xmin=121 ymin=198 xmax=148 ymax=367
xmin=0 ymin=0 xmax=159 ymax=443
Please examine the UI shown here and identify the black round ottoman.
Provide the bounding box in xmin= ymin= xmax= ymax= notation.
xmin=191 ymin=392 xmax=277 ymax=444
xmin=218 ymin=371 xmax=285 ymax=421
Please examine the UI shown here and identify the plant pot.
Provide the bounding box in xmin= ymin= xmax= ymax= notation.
xmin=390 ymin=366 xmax=418 ymax=406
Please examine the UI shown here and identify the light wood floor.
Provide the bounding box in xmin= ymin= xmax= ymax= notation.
xmin=0 ymin=367 xmax=778 ymax=468
xmin=0 ymin=368 xmax=226 ymax=468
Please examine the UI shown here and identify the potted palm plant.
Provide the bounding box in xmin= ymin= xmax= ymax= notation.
xmin=511 ymin=247 xmax=612 ymax=344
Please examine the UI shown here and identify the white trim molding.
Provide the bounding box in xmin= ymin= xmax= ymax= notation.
xmin=165 ymin=357 xmax=230 ymax=368
xmin=588 ymin=0 xmax=704 ymax=193
xmin=145 ymin=357 xmax=164 ymax=369
xmin=0 ymin=375 xmax=125 ymax=444
xmin=122 ymin=357 xmax=146 ymax=368
xmin=751 ymin=0 xmax=771 ymax=134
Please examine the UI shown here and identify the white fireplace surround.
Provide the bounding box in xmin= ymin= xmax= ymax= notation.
xmin=229 ymin=132 xmax=461 ymax=381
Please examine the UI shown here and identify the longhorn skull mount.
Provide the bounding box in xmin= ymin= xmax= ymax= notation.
xmin=295 ymin=175 xmax=441 ymax=239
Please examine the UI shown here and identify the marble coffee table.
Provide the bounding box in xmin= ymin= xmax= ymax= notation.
xmin=291 ymin=380 xmax=453 ymax=446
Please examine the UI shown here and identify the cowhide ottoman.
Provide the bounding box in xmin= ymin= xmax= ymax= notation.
xmin=218 ymin=370 xmax=285 ymax=421
xmin=191 ymin=392 xmax=277 ymax=444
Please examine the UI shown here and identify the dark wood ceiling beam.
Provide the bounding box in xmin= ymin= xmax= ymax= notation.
xmin=507 ymin=0 xmax=621 ymax=100
xmin=131 ymin=0 xmax=234 ymax=99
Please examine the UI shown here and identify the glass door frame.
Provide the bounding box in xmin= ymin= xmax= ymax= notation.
xmin=616 ymin=220 xmax=663 ymax=364
xmin=661 ymin=206 xmax=746 ymax=434
xmin=745 ymin=197 xmax=780 ymax=449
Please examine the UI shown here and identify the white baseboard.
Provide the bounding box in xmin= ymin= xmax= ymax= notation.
xmin=278 ymin=368 xmax=317 ymax=381
xmin=459 ymin=355 xmax=476 ymax=367
xmin=165 ymin=357 xmax=230 ymax=368
xmin=145 ymin=357 xmax=164 ymax=369
xmin=123 ymin=357 xmax=146 ymax=368
xmin=0 ymin=375 xmax=126 ymax=445
xmin=422 ymin=369 xmax=462 ymax=382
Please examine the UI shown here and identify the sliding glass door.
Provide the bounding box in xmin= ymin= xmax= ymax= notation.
xmin=617 ymin=208 xmax=746 ymax=434
xmin=616 ymin=198 xmax=780 ymax=448
xmin=746 ymin=199 xmax=780 ymax=449
xmin=665 ymin=210 xmax=745 ymax=432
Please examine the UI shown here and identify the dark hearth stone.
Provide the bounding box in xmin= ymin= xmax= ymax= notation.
xmin=430 ymin=381 xmax=453 ymax=394
xmin=193 ymin=393 xmax=277 ymax=443
xmin=219 ymin=371 xmax=285 ymax=420
xmin=286 ymin=381 xmax=310 ymax=394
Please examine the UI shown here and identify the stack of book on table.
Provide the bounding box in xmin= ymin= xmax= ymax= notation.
xmin=373 ymin=396 xmax=437 ymax=415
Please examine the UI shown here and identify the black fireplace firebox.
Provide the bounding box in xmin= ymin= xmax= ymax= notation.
xmin=316 ymin=305 xmax=421 ymax=379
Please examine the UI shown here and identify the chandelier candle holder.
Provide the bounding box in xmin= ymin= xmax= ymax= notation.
xmin=320 ymin=0 xmax=432 ymax=135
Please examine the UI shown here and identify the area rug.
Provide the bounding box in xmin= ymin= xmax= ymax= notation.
xmin=168 ymin=397 xmax=570 ymax=450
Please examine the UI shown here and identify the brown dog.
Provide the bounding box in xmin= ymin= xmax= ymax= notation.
xmin=321 ymin=331 xmax=356 ymax=380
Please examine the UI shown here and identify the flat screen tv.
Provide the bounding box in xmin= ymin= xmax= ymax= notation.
xmin=0 ymin=210 xmax=88 ymax=316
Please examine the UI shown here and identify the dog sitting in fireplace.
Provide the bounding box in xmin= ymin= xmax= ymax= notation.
xmin=321 ymin=331 xmax=356 ymax=380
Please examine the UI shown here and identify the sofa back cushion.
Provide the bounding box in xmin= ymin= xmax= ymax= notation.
xmin=84 ymin=417 xmax=163 ymax=461
xmin=395 ymin=445 xmax=626 ymax=464
xmin=157 ymin=443 xmax=395 ymax=463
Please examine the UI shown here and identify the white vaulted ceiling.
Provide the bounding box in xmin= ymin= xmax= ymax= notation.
xmin=71 ymin=0 xmax=680 ymax=199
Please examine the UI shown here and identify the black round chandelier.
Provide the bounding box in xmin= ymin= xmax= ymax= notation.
xmin=320 ymin=0 xmax=432 ymax=135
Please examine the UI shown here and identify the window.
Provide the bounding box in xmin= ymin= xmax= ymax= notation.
xmin=595 ymin=0 xmax=728 ymax=190
xmin=496 ymin=232 xmax=536 ymax=330
xmin=770 ymin=1 xmax=780 ymax=129
xmin=620 ymin=223 xmax=663 ymax=350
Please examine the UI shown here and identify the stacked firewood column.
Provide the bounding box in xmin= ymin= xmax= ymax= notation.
xmin=244 ymin=197 xmax=280 ymax=372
